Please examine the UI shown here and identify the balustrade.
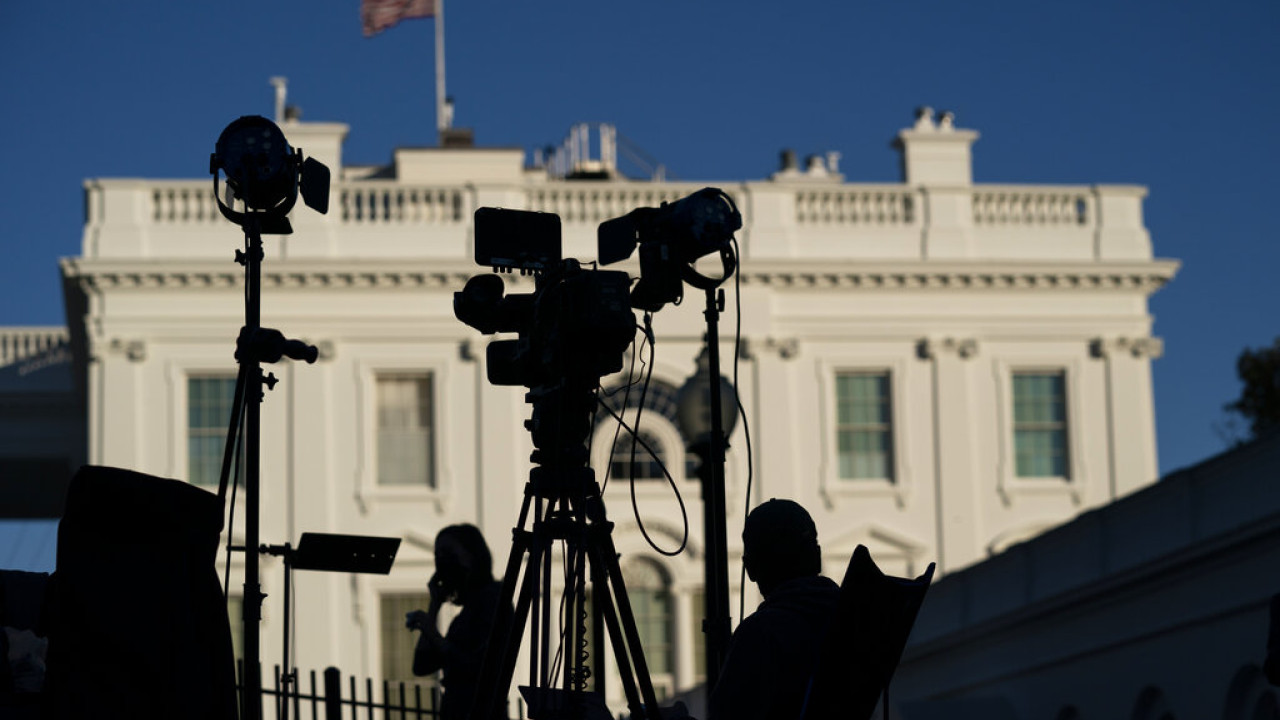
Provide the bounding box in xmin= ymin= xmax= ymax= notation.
xmin=795 ymin=187 xmax=917 ymax=225
xmin=83 ymin=178 xmax=1144 ymax=262
xmin=152 ymin=183 xmax=222 ymax=224
xmin=0 ymin=327 xmax=69 ymax=366
xmin=340 ymin=184 xmax=467 ymax=224
xmin=972 ymin=188 xmax=1092 ymax=226
xmin=526 ymin=185 xmax=713 ymax=224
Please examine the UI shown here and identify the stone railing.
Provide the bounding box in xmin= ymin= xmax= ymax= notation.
xmin=339 ymin=183 xmax=468 ymax=224
xmin=795 ymin=186 xmax=918 ymax=225
xmin=151 ymin=181 xmax=223 ymax=225
xmin=972 ymin=186 xmax=1093 ymax=226
xmin=107 ymin=181 xmax=470 ymax=227
xmin=82 ymin=179 xmax=1149 ymax=261
xmin=0 ymin=327 xmax=69 ymax=367
xmin=525 ymin=184 xmax=715 ymax=224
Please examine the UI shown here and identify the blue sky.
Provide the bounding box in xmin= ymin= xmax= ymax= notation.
xmin=1 ymin=0 xmax=1277 ymax=556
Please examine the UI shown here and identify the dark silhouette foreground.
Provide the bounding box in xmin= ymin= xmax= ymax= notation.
xmin=407 ymin=524 xmax=507 ymax=720
xmin=708 ymin=498 xmax=934 ymax=720
xmin=709 ymin=499 xmax=839 ymax=720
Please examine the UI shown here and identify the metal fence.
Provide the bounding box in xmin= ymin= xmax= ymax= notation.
xmin=238 ymin=663 xmax=439 ymax=720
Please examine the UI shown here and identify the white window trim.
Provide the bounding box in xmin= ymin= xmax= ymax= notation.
xmin=993 ymin=359 xmax=1088 ymax=507
xmin=816 ymin=356 xmax=913 ymax=509
xmin=591 ymin=412 xmax=695 ymax=494
xmin=167 ymin=360 xmax=272 ymax=512
xmin=355 ymin=358 xmax=453 ymax=513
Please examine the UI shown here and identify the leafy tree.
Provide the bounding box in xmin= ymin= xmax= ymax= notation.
xmin=1225 ymin=338 xmax=1280 ymax=438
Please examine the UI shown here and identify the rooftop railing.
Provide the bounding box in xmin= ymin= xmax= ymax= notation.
xmin=82 ymin=178 xmax=1150 ymax=261
xmin=0 ymin=327 xmax=69 ymax=367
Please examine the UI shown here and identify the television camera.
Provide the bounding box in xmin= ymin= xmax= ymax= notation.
xmin=452 ymin=188 xmax=740 ymax=720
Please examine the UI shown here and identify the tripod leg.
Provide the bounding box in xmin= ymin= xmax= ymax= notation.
xmin=468 ymin=490 xmax=541 ymax=720
xmin=586 ymin=536 xmax=665 ymax=720
xmin=586 ymin=544 xmax=644 ymax=713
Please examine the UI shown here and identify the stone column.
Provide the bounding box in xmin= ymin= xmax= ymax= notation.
xmin=1091 ymin=336 xmax=1163 ymax=498
xmin=98 ymin=337 xmax=147 ymax=469
xmin=919 ymin=337 xmax=981 ymax=573
xmin=750 ymin=337 xmax=800 ymax=505
xmin=673 ymin=590 xmax=695 ymax=692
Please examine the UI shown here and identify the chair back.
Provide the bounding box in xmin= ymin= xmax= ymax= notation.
xmin=799 ymin=545 xmax=934 ymax=720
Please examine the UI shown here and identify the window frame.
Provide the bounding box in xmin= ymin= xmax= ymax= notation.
xmin=833 ymin=370 xmax=896 ymax=482
xmin=816 ymin=355 xmax=913 ymax=508
xmin=373 ymin=372 xmax=438 ymax=488
xmin=993 ymin=358 xmax=1087 ymax=506
xmin=591 ymin=377 xmax=703 ymax=494
xmin=1010 ymin=370 xmax=1070 ymax=479
xmin=184 ymin=373 xmax=240 ymax=488
xmin=355 ymin=357 xmax=453 ymax=509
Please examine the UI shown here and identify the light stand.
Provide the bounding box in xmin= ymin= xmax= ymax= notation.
xmin=676 ymin=294 xmax=739 ymax=694
xmin=210 ymin=115 xmax=330 ymax=720
xmin=597 ymin=186 xmax=743 ymax=694
xmin=261 ymin=534 xmax=401 ymax=720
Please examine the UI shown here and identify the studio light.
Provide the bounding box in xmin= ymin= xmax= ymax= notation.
xmin=215 ymin=116 xmax=294 ymax=212
xmin=210 ymin=115 xmax=330 ymax=234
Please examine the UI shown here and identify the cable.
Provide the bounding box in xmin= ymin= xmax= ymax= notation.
xmin=223 ymin=380 xmax=246 ymax=604
xmin=730 ymin=236 xmax=755 ymax=622
xmin=626 ymin=314 xmax=656 ymax=527
xmin=594 ymin=394 xmax=689 ymax=557
xmin=600 ymin=325 xmax=648 ymax=494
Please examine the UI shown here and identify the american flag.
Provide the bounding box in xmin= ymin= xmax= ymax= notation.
xmin=362 ymin=0 xmax=435 ymax=37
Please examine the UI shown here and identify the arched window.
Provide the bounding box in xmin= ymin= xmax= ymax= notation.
xmin=623 ymin=558 xmax=675 ymax=698
xmin=610 ymin=430 xmax=668 ymax=481
xmin=596 ymin=380 xmax=694 ymax=482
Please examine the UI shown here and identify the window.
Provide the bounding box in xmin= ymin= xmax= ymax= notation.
xmin=380 ymin=593 xmax=437 ymax=696
xmin=596 ymin=380 xmax=695 ymax=483
xmin=376 ymin=373 xmax=435 ymax=487
xmin=188 ymin=376 xmax=237 ymax=486
xmin=609 ymin=430 xmax=668 ymax=481
xmin=623 ymin=559 xmax=675 ymax=699
xmin=1012 ymin=372 xmax=1069 ymax=478
xmin=835 ymin=372 xmax=894 ymax=481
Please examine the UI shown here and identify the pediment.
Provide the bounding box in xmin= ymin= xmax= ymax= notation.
xmin=822 ymin=523 xmax=929 ymax=578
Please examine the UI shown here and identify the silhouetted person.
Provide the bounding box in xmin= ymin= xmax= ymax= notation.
xmin=406 ymin=524 xmax=507 ymax=720
xmin=708 ymin=499 xmax=839 ymax=720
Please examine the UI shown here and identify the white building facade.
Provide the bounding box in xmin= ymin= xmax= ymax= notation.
xmin=48 ymin=107 xmax=1177 ymax=705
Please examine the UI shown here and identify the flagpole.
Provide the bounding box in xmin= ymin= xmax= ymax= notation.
xmin=436 ymin=0 xmax=447 ymax=136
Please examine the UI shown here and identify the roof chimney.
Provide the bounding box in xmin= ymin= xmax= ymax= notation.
xmin=780 ymin=148 xmax=798 ymax=173
xmin=269 ymin=76 xmax=288 ymax=124
xmin=892 ymin=106 xmax=979 ymax=185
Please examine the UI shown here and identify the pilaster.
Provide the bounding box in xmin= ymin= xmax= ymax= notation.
xmin=919 ymin=336 xmax=982 ymax=572
xmin=748 ymin=336 xmax=800 ymax=506
xmin=1091 ymin=336 xmax=1163 ymax=497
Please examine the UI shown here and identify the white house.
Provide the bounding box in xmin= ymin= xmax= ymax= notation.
xmin=4 ymin=103 xmax=1178 ymax=709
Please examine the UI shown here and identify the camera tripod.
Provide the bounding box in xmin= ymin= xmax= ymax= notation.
xmin=468 ymin=382 xmax=665 ymax=720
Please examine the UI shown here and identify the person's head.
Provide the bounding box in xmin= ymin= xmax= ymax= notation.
xmin=742 ymin=499 xmax=821 ymax=598
xmin=432 ymin=524 xmax=494 ymax=604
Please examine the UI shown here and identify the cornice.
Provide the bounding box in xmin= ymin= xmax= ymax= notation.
xmin=60 ymin=258 xmax=1179 ymax=295
xmin=60 ymin=259 xmax=490 ymax=292
xmin=737 ymin=260 xmax=1179 ymax=294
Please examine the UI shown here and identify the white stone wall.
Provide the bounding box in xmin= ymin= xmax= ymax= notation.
xmin=55 ymin=110 xmax=1177 ymax=700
